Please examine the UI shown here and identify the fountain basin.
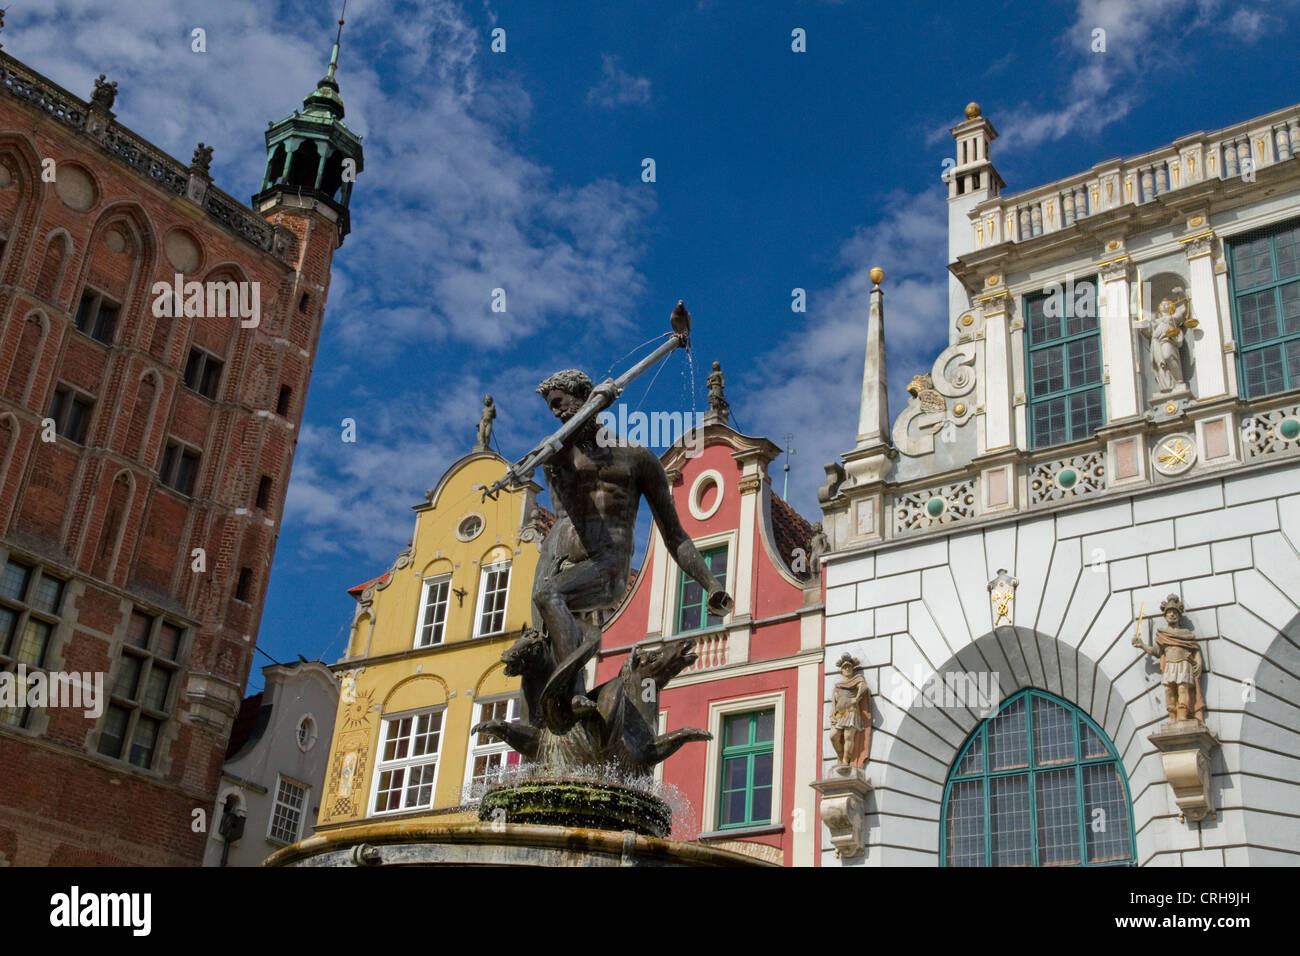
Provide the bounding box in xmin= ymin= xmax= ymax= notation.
xmin=263 ymin=818 xmax=775 ymax=867
xmin=478 ymin=777 xmax=671 ymax=837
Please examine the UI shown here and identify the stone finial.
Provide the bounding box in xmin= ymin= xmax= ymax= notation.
xmin=190 ymin=142 xmax=214 ymax=177
xmin=855 ymin=267 xmax=890 ymax=447
xmin=90 ymin=74 xmax=118 ymax=111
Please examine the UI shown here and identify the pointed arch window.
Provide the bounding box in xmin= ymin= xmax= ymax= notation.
xmin=941 ymin=689 xmax=1135 ymax=866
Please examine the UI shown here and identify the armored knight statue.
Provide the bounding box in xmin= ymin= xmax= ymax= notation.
xmin=829 ymin=653 xmax=872 ymax=769
xmin=1133 ymin=593 xmax=1207 ymax=724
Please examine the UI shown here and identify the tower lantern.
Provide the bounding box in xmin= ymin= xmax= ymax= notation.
xmin=255 ymin=11 xmax=363 ymax=242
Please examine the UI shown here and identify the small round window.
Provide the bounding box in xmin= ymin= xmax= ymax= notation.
xmin=457 ymin=513 xmax=485 ymax=541
xmin=296 ymin=715 xmax=317 ymax=752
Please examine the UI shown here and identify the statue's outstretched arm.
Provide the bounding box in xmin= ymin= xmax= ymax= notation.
xmin=639 ymin=449 xmax=728 ymax=604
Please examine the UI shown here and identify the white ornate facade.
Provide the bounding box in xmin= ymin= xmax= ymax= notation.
xmin=817 ymin=102 xmax=1300 ymax=866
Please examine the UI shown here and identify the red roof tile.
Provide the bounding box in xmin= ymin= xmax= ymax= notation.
xmin=347 ymin=572 xmax=389 ymax=597
xmin=770 ymin=493 xmax=815 ymax=574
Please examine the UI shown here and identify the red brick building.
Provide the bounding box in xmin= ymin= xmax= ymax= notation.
xmin=594 ymin=395 xmax=825 ymax=866
xmin=0 ymin=42 xmax=361 ymax=864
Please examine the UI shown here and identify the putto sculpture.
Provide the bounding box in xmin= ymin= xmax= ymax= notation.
xmin=473 ymin=302 xmax=732 ymax=794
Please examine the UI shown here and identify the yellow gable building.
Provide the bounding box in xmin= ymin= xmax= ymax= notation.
xmin=313 ymin=448 xmax=546 ymax=832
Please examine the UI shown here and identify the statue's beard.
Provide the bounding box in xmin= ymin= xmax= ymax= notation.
xmin=573 ymin=417 xmax=602 ymax=447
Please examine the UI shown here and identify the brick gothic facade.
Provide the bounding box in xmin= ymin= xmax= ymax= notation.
xmin=0 ymin=48 xmax=358 ymax=864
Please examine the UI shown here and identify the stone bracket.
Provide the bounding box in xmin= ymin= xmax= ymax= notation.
xmin=1148 ymin=720 xmax=1220 ymax=823
xmin=811 ymin=768 xmax=872 ymax=859
xmin=183 ymin=671 xmax=243 ymax=736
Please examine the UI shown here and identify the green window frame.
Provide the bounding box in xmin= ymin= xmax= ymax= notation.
xmin=676 ymin=544 xmax=727 ymax=634
xmin=717 ymin=709 xmax=775 ymax=829
xmin=1023 ymin=276 xmax=1105 ymax=449
xmin=1227 ymin=219 xmax=1300 ymax=398
xmin=940 ymin=689 xmax=1136 ymax=867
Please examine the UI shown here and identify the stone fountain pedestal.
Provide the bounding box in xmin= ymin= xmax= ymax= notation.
xmin=263 ymin=818 xmax=775 ymax=867
xmin=478 ymin=777 xmax=672 ymax=837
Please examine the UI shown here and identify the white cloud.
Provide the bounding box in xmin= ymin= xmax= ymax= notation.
xmin=3 ymin=0 xmax=659 ymax=570
xmin=5 ymin=1 xmax=654 ymax=358
xmin=996 ymin=0 xmax=1234 ymax=154
xmin=586 ymin=54 xmax=652 ymax=109
xmin=742 ymin=189 xmax=950 ymax=517
xmin=1225 ymin=8 xmax=1268 ymax=41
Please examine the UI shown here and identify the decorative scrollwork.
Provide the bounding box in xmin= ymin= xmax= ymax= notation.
xmin=893 ymin=477 xmax=978 ymax=535
xmin=891 ymin=342 xmax=978 ymax=455
xmin=1241 ymin=404 xmax=1300 ymax=460
xmin=1028 ymin=449 xmax=1106 ymax=505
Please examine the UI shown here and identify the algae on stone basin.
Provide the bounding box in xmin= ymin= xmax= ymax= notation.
xmin=479 ymin=778 xmax=672 ymax=838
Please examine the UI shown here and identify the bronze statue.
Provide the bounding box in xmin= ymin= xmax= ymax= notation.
xmin=830 ymin=653 xmax=871 ymax=769
xmin=534 ymin=366 xmax=730 ymax=707
xmin=473 ymin=302 xmax=732 ymax=776
xmin=475 ymin=395 xmax=496 ymax=450
xmin=1133 ymin=593 xmax=1206 ymax=724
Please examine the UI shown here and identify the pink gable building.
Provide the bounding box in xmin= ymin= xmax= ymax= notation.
xmin=594 ymin=390 xmax=825 ymax=866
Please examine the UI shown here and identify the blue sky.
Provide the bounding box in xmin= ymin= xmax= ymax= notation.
xmin=7 ymin=1 xmax=1300 ymax=692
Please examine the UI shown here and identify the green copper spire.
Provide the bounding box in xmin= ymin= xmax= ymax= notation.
xmin=303 ymin=6 xmax=346 ymax=119
xmin=255 ymin=1 xmax=363 ymax=241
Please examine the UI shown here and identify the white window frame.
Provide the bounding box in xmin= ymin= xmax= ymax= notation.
xmin=295 ymin=713 xmax=318 ymax=752
xmin=267 ymin=774 xmax=309 ymax=845
xmin=462 ymin=694 xmax=521 ymax=797
xmin=473 ymin=560 xmax=511 ymax=637
xmin=414 ymin=573 xmax=452 ymax=648
xmin=368 ymin=706 xmax=445 ymax=816
xmin=700 ymin=691 xmax=785 ymax=835
xmin=663 ymin=531 xmax=736 ymax=637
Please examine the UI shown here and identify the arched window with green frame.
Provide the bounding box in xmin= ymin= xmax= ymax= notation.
xmin=941 ymin=689 xmax=1135 ymax=866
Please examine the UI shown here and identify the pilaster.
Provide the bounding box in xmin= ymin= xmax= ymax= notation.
xmin=1098 ymin=252 xmax=1140 ymax=420
xmin=1183 ymin=228 xmax=1228 ymax=400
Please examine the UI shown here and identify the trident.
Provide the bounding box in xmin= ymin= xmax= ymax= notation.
xmin=481 ymin=301 xmax=692 ymax=502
